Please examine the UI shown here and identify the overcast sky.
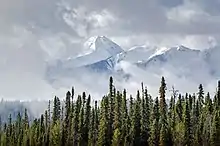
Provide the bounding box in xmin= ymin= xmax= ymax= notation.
xmin=0 ymin=0 xmax=220 ymax=100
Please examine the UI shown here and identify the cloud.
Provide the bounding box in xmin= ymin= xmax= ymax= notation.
xmin=0 ymin=0 xmax=220 ymax=101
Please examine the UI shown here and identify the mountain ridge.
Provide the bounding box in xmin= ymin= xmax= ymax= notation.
xmin=46 ymin=36 xmax=220 ymax=86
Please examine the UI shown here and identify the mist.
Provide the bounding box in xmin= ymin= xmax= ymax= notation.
xmin=0 ymin=0 xmax=220 ymax=102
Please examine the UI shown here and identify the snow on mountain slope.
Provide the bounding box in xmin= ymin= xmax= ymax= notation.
xmin=121 ymin=46 xmax=156 ymax=63
xmin=140 ymin=45 xmax=201 ymax=67
xmin=46 ymin=35 xmax=220 ymax=89
xmin=83 ymin=36 xmax=123 ymax=56
xmin=45 ymin=36 xmax=125 ymax=82
xmin=137 ymin=45 xmax=213 ymax=83
xmin=83 ymin=45 xmax=157 ymax=73
xmin=62 ymin=36 xmax=124 ymax=68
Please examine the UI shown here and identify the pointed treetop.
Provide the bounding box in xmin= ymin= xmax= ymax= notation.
xmin=66 ymin=91 xmax=71 ymax=96
xmin=110 ymin=76 xmax=113 ymax=83
xmin=71 ymin=87 xmax=74 ymax=95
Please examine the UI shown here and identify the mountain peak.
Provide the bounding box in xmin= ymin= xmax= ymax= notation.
xmin=84 ymin=36 xmax=113 ymax=49
xmin=176 ymin=45 xmax=190 ymax=51
xmin=96 ymin=35 xmax=109 ymax=40
xmin=83 ymin=35 xmax=123 ymax=56
xmin=63 ymin=36 xmax=124 ymax=68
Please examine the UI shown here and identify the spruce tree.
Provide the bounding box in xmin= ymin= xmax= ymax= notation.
xmin=112 ymin=91 xmax=122 ymax=145
xmin=203 ymin=93 xmax=212 ymax=146
xmin=144 ymin=87 xmax=151 ymax=136
xmin=176 ymin=94 xmax=183 ymax=122
xmin=108 ymin=76 xmax=114 ymax=145
xmin=140 ymin=86 xmax=149 ymax=145
xmin=94 ymin=101 xmax=99 ymax=145
xmin=189 ymin=94 xmax=193 ymax=112
xmin=132 ymin=90 xmax=141 ymax=146
xmin=98 ymin=96 xmax=109 ymax=146
xmin=52 ymin=96 xmax=61 ymax=125
xmin=78 ymin=92 xmax=86 ymax=146
xmin=121 ymin=89 xmax=129 ymax=146
xmin=150 ymin=97 xmax=160 ymax=146
xmin=211 ymin=110 xmax=220 ymax=146
xmin=205 ymin=92 xmax=213 ymax=115
xmin=83 ymin=95 xmax=91 ymax=145
xmin=159 ymin=77 xmax=169 ymax=146
xmin=89 ymin=108 xmax=95 ymax=146
xmin=197 ymin=84 xmax=205 ymax=111
xmin=184 ymin=96 xmax=193 ymax=146
xmin=73 ymin=95 xmax=81 ymax=146
xmin=64 ymin=91 xmax=71 ymax=146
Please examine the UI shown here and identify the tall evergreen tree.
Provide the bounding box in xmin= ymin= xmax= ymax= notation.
xmin=150 ymin=97 xmax=160 ymax=146
xmin=132 ymin=90 xmax=141 ymax=146
xmin=112 ymin=91 xmax=122 ymax=146
xmin=121 ymin=89 xmax=129 ymax=146
xmin=72 ymin=95 xmax=81 ymax=146
xmin=216 ymin=80 xmax=220 ymax=109
xmin=159 ymin=77 xmax=170 ymax=146
xmin=94 ymin=101 xmax=99 ymax=145
xmin=98 ymin=96 xmax=109 ymax=146
xmin=144 ymin=87 xmax=151 ymax=145
xmin=197 ymin=84 xmax=205 ymax=111
xmin=78 ymin=92 xmax=86 ymax=146
xmin=176 ymin=94 xmax=183 ymax=122
xmin=52 ymin=96 xmax=61 ymax=125
xmin=205 ymin=92 xmax=213 ymax=115
xmin=140 ymin=85 xmax=149 ymax=145
xmin=89 ymin=108 xmax=95 ymax=146
xmin=108 ymin=76 xmax=114 ymax=145
xmin=63 ymin=91 xmax=71 ymax=146
xmin=184 ymin=95 xmax=193 ymax=146
xmin=203 ymin=93 xmax=212 ymax=146
xmin=82 ymin=95 xmax=91 ymax=146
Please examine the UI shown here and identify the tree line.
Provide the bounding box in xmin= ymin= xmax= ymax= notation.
xmin=0 ymin=76 xmax=220 ymax=146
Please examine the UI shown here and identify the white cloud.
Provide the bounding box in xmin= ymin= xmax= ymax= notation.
xmin=88 ymin=10 xmax=116 ymax=28
xmin=0 ymin=0 xmax=220 ymax=101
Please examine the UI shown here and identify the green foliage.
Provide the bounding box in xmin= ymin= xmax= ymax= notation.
xmin=52 ymin=96 xmax=61 ymax=125
xmin=1 ymin=77 xmax=220 ymax=146
xmin=98 ymin=96 xmax=109 ymax=146
xmin=184 ymin=96 xmax=193 ymax=146
xmin=111 ymin=128 xmax=121 ymax=146
xmin=159 ymin=77 xmax=170 ymax=146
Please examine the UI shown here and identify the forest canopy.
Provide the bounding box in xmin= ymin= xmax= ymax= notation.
xmin=0 ymin=76 xmax=220 ymax=146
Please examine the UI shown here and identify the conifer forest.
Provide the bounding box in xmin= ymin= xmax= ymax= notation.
xmin=1 ymin=76 xmax=220 ymax=146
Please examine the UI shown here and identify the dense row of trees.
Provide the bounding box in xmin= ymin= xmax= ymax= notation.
xmin=1 ymin=76 xmax=220 ymax=146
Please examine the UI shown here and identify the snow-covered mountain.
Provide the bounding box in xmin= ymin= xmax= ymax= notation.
xmin=63 ymin=36 xmax=124 ymax=68
xmin=46 ymin=36 xmax=125 ymax=82
xmin=46 ymin=36 xmax=220 ymax=86
xmin=120 ymin=46 xmax=156 ymax=63
xmin=138 ymin=45 xmax=202 ymax=70
xmin=137 ymin=45 xmax=212 ymax=82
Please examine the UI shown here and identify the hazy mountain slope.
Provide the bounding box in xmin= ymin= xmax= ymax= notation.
xmin=46 ymin=36 xmax=220 ymax=91
xmin=203 ymin=46 xmax=220 ymax=77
